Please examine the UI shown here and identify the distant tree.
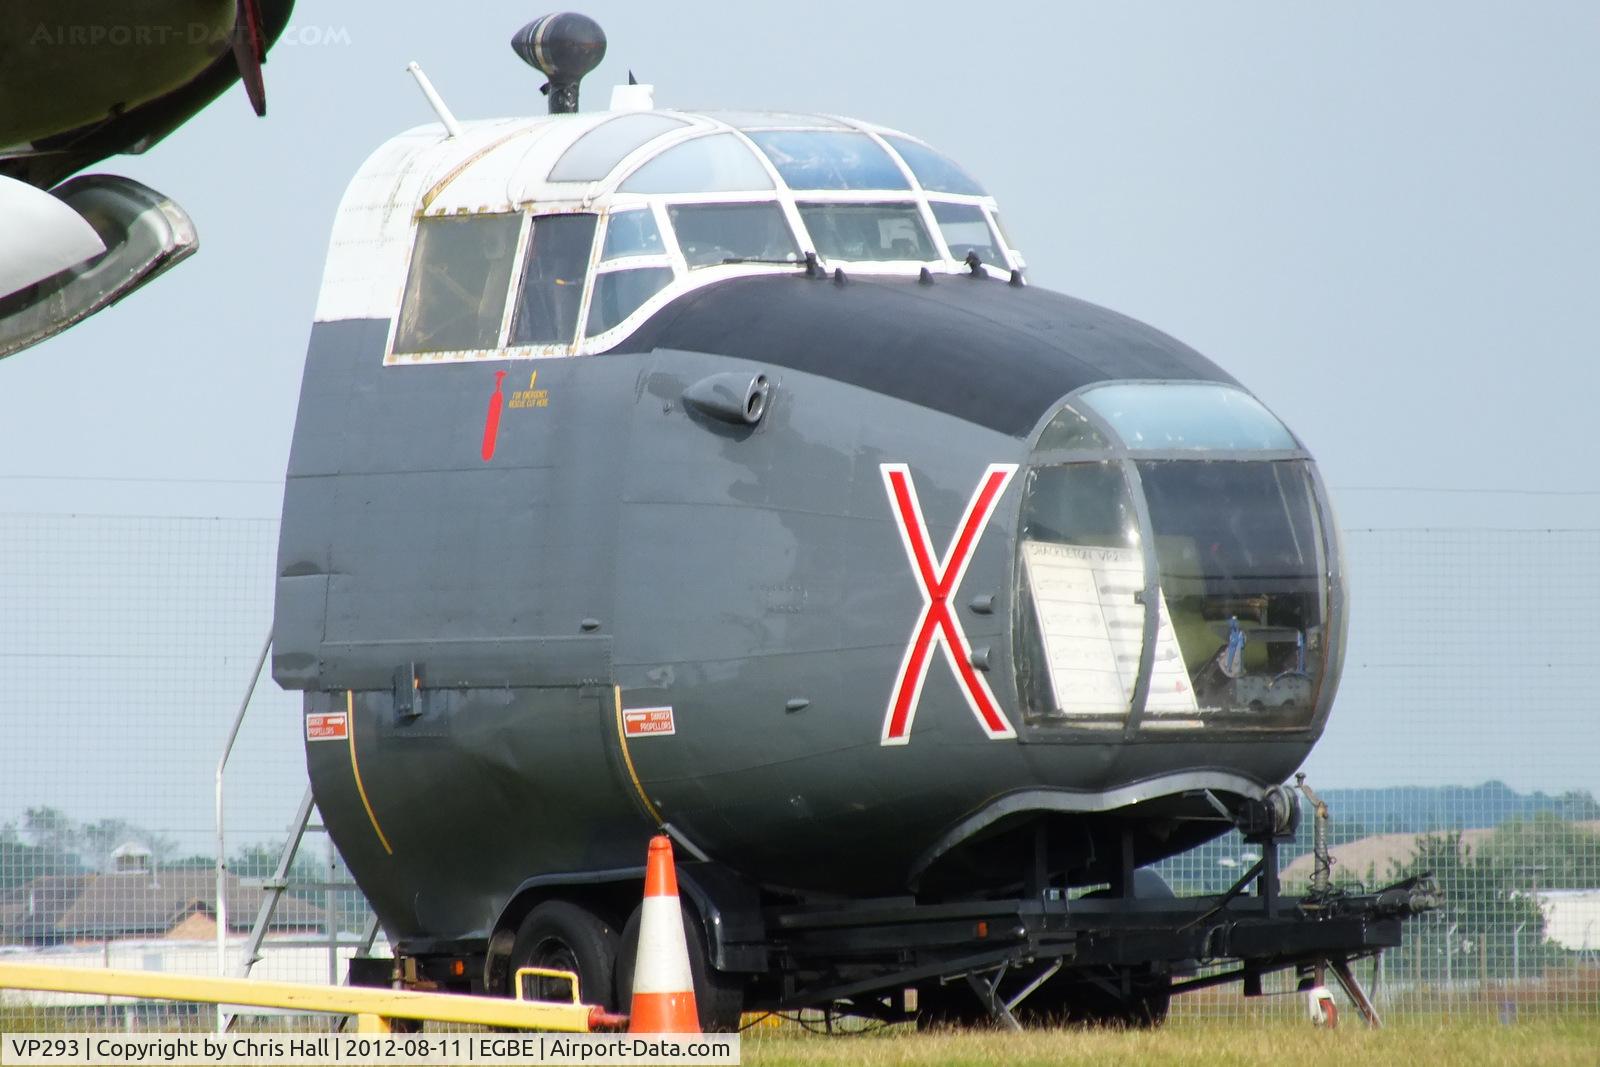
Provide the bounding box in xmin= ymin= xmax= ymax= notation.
xmin=8 ymin=808 xmax=188 ymax=882
xmin=1555 ymin=790 xmax=1600 ymax=822
xmin=1 ymin=821 xmax=78 ymax=891
xmin=22 ymin=807 xmax=78 ymax=857
xmin=1389 ymin=832 xmax=1554 ymax=981
xmin=12 ymin=809 xmax=80 ymax=882
xmin=1478 ymin=813 xmax=1600 ymax=891
xmin=228 ymin=841 xmax=324 ymax=899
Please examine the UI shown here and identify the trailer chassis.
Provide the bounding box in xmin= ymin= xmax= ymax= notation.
xmin=736 ymin=790 xmax=1441 ymax=1028
xmin=374 ymin=783 xmax=1441 ymax=1029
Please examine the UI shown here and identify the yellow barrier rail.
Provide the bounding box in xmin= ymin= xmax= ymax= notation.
xmin=0 ymin=961 xmax=628 ymax=1034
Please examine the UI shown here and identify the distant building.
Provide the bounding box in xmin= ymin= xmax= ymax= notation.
xmin=1536 ymin=889 xmax=1600 ymax=952
xmin=0 ymin=843 xmax=323 ymax=947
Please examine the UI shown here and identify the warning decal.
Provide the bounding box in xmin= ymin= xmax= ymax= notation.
xmin=306 ymin=712 xmax=349 ymax=742
xmin=622 ymin=706 xmax=675 ymax=738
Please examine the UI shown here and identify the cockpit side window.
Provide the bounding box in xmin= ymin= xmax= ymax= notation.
xmin=509 ymin=213 xmax=597 ymax=347
xmin=667 ymin=202 xmax=799 ymax=268
xmin=990 ymin=211 xmax=1017 ymax=255
xmin=588 ymin=267 xmax=674 ymax=335
xmin=796 ymin=203 xmax=935 ymax=262
xmin=931 ymin=202 xmax=1008 ymax=268
xmin=392 ymin=214 xmax=520 ymax=355
xmin=601 ymin=209 xmax=664 ymax=261
xmin=1016 ymin=462 xmax=1147 ymax=725
xmin=1035 ymin=405 xmax=1110 ymax=452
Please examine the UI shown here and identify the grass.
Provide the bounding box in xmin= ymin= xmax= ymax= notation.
xmin=6 ymin=1007 xmax=1600 ymax=1066
xmin=741 ymin=1017 xmax=1600 ymax=1067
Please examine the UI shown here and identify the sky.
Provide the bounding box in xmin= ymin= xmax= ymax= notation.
xmin=2 ymin=2 xmax=1598 ymax=847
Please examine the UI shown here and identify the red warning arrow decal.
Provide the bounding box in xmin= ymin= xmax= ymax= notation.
xmin=481 ymin=370 xmax=506 ymax=462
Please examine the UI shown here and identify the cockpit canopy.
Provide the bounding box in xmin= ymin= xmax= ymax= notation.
xmin=1014 ymin=383 xmax=1338 ymax=737
xmin=315 ymin=109 xmax=1022 ymax=364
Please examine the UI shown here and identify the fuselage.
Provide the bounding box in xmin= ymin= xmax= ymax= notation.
xmin=274 ymin=108 xmax=1345 ymax=949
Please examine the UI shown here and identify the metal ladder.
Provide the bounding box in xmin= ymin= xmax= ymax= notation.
xmin=235 ymin=785 xmax=382 ymax=983
xmin=215 ymin=633 xmax=382 ymax=1029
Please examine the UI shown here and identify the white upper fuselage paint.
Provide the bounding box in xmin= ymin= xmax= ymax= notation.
xmin=311 ymin=107 xmax=1023 ymax=364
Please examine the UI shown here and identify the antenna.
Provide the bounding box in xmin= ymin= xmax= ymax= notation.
xmin=406 ymin=62 xmax=462 ymax=138
xmin=511 ymin=13 xmax=607 ymax=114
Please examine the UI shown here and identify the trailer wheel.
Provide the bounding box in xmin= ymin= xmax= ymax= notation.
xmin=1016 ymin=967 xmax=1171 ymax=1029
xmin=509 ymin=901 xmax=620 ymax=1010
xmin=914 ymin=981 xmax=997 ymax=1030
xmin=614 ymin=901 xmax=744 ymax=1032
xmin=1011 ymin=869 xmax=1176 ymax=1028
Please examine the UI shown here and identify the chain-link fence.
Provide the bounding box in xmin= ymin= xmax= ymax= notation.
xmin=2 ymin=515 xmax=1596 ymax=1025
xmin=0 ymin=514 xmax=375 ymax=1031
xmin=1162 ymin=528 xmax=1600 ymax=1020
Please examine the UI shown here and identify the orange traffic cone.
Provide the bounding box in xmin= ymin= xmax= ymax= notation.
xmin=628 ymin=835 xmax=700 ymax=1034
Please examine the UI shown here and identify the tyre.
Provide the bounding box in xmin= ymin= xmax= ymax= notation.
xmin=914 ymin=967 xmax=1169 ymax=1030
xmin=1014 ymin=967 xmax=1171 ymax=1029
xmin=1011 ymin=868 xmax=1176 ymax=1028
xmin=614 ymin=900 xmax=744 ymax=1032
xmin=915 ymin=979 xmax=998 ymax=1030
xmin=509 ymin=900 xmax=621 ymax=1011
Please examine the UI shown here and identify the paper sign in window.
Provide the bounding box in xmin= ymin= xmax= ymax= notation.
xmin=1021 ymin=541 xmax=1198 ymax=719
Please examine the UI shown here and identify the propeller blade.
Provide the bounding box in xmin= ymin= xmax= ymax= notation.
xmin=232 ymin=0 xmax=268 ymax=116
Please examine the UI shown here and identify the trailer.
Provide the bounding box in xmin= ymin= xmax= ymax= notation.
xmin=355 ymin=785 xmax=1440 ymax=1030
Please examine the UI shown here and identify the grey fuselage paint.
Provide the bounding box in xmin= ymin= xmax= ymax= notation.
xmin=275 ymin=275 xmax=1325 ymax=947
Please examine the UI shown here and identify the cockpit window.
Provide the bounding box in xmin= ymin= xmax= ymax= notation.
xmin=1035 ymin=405 xmax=1110 ymax=452
xmin=393 ymin=214 xmax=520 ymax=354
xmin=1137 ymin=460 xmax=1327 ymax=729
xmin=1079 ymin=383 xmax=1298 ymax=451
xmin=509 ymin=214 xmax=596 ymax=346
xmin=588 ymin=267 xmax=674 ymax=335
xmin=931 ymin=202 xmax=1008 ymax=267
xmin=745 ymin=131 xmax=910 ymax=191
xmin=380 ymin=117 xmax=1025 ymax=358
xmin=549 ymin=114 xmax=689 ymax=183
xmin=1016 ymin=448 xmax=1331 ymax=733
xmin=885 ymin=136 xmax=987 ymax=195
xmin=667 ymin=202 xmax=799 ymax=268
xmin=796 ymin=203 xmax=935 ymax=261
xmin=1016 ymin=463 xmax=1146 ymax=725
xmin=601 ymin=209 xmax=664 ymax=260
xmin=619 ymin=133 xmax=774 ymax=193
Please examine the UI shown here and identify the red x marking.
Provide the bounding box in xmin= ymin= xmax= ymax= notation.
xmin=880 ymin=463 xmax=1019 ymax=745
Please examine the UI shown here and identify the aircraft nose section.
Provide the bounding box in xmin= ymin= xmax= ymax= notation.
xmin=1010 ymin=382 xmax=1345 ymax=738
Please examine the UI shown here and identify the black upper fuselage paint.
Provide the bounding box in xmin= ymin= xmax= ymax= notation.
xmin=612 ymin=274 xmax=1235 ymax=436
